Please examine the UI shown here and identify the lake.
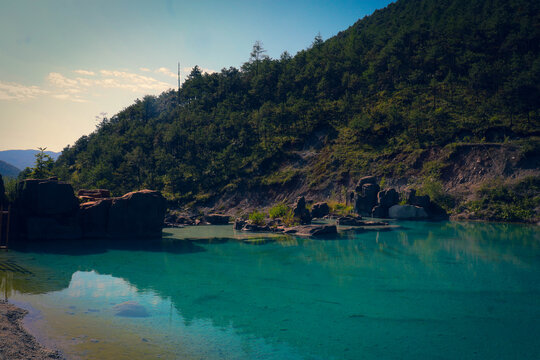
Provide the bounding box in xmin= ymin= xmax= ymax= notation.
xmin=1 ymin=221 xmax=539 ymax=359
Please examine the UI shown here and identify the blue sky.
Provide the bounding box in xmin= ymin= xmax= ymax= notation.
xmin=0 ymin=0 xmax=393 ymax=151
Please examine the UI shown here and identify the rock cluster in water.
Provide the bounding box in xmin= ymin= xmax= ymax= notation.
xmin=353 ymin=176 xmax=447 ymax=220
xmin=11 ymin=178 xmax=165 ymax=241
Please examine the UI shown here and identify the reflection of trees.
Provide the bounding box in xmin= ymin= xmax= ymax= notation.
xmin=1 ymin=222 xmax=538 ymax=359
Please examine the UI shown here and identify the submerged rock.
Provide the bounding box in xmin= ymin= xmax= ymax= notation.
xmin=336 ymin=215 xmax=364 ymax=226
xmin=113 ymin=301 xmax=149 ymax=318
xmin=290 ymin=224 xmax=337 ymax=237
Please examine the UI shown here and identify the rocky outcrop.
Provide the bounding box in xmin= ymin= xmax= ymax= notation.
xmin=311 ymin=202 xmax=330 ymax=218
xmin=405 ymin=189 xmax=448 ymax=220
xmin=107 ymin=190 xmax=166 ymax=239
xmin=388 ymin=205 xmax=428 ymax=219
xmin=77 ymin=189 xmax=111 ymax=202
xmin=354 ymin=177 xmax=380 ymax=216
xmin=13 ymin=179 xmax=165 ymax=241
xmin=79 ymin=199 xmax=112 ymax=238
xmin=16 ymin=179 xmax=79 ymax=217
xmin=336 ymin=215 xmax=363 ymax=226
xmin=293 ymin=196 xmax=312 ymax=224
xmin=14 ymin=179 xmax=81 ymax=240
xmin=204 ymin=214 xmax=230 ymax=225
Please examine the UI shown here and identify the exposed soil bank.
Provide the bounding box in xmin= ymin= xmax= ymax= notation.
xmin=0 ymin=300 xmax=64 ymax=360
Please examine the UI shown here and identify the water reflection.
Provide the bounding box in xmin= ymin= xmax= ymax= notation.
xmin=0 ymin=222 xmax=539 ymax=359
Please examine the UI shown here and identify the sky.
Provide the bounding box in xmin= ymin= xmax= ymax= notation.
xmin=0 ymin=0 xmax=393 ymax=152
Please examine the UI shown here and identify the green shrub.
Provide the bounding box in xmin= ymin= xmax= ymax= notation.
xmin=417 ymin=176 xmax=455 ymax=211
xmin=269 ymin=203 xmax=290 ymax=219
xmin=328 ymin=201 xmax=353 ymax=216
xmin=249 ymin=210 xmax=266 ymax=226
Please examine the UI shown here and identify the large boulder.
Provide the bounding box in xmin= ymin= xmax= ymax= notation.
xmin=378 ymin=189 xmax=399 ymax=208
xmin=311 ymin=202 xmax=330 ymax=218
xmin=388 ymin=205 xmax=428 ymax=220
xmin=354 ymin=176 xmax=377 ymax=192
xmin=293 ymin=196 xmax=312 ymax=225
xmin=336 ymin=215 xmax=364 ymax=226
xmin=13 ymin=179 xmax=81 ymax=240
xmin=355 ymin=182 xmax=380 ymax=216
xmin=16 ymin=179 xmax=79 ymax=216
xmin=405 ymin=188 xmax=448 ymax=220
xmin=79 ymin=199 xmax=112 ymax=238
xmin=107 ymin=190 xmax=166 ymax=239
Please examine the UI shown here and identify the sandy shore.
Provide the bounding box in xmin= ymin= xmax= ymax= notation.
xmin=0 ymin=300 xmax=64 ymax=360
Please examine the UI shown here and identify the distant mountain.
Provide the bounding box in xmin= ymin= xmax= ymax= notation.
xmin=0 ymin=160 xmax=21 ymax=178
xmin=0 ymin=149 xmax=60 ymax=171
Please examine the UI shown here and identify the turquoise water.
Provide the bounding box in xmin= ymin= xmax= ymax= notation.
xmin=1 ymin=222 xmax=539 ymax=359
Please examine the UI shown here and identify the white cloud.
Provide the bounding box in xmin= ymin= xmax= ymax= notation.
xmin=139 ymin=67 xmax=151 ymax=72
xmin=0 ymin=81 xmax=48 ymax=101
xmin=73 ymin=70 xmax=95 ymax=76
xmin=47 ymin=72 xmax=79 ymax=88
xmin=155 ymin=67 xmax=177 ymax=79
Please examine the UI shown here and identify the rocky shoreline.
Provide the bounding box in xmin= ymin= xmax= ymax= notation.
xmin=0 ymin=300 xmax=64 ymax=360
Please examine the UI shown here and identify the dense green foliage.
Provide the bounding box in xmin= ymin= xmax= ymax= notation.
xmin=53 ymin=0 xmax=539 ymax=203
xmin=248 ymin=210 xmax=266 ymax=226
xmin=269 ymin=203 xmax=290 ymax=219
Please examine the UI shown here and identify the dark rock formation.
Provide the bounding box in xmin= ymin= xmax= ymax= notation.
xmin=377 ymin=189 xmax=399 ymax=209
xmin=14 ymin=179 xmax=80 ymax=240
xmin=293 ymin=196 xmax=312 ymax=224
xmin=77 ymin=189 xmax=111 ymax=202
xmin=16 ymin=179 xmax=79 ymax=217
xmin=241 ymin=223 xmax=271 ymax=232
xmin=311 ymin=202 xmax=330 ymax=218
xmin=204 ymin=214 xmax=230 ymax=225
xmin=354 ymin=177 xmax=380 ymax=216
xmin=355 ymin=176 xmax=377 ymax=192
xmin=13 ymin=179 xmax=165 ymax=241
xmin=372 ymin=188 xmax=400 ymax=218
xmin=405 ymin=189 xmax=449 ymax=220
xmin=336 ymin=215 xmax=364 ymax=226
xmin=234 ymin=219 xmax=246 ymax=230
xmin=107 ymin=190 xmax=166 ymax=239
xmin=291 ymin=224 xmax=337 ymax=237
xmin=371 ymin=205 xmax=386 ymax=218
xmin=79 ymin=199 xmax=112 ymax=238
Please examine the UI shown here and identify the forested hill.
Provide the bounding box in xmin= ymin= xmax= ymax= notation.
xmin=53 ymin=0 xmax=539 ymax=207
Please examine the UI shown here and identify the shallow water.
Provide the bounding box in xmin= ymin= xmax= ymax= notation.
xmin=1 ymin=222 xmax=539 ymax=359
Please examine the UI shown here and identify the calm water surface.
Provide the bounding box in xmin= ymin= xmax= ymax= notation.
xmin=0 ymin=221 xmax=539 ymax=359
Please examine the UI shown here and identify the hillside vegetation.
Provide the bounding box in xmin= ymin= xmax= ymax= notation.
xmin=52 ymin=0 xmax=539 ymax=219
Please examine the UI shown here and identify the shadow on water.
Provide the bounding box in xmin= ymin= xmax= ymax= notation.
xmin=9 ymin=237 xmax=207 ymax=256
